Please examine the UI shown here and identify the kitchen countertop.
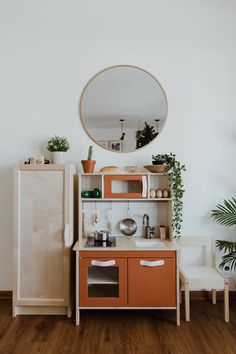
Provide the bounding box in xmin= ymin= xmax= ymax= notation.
xmin=73 ymin=236 xmax=179 ymax=252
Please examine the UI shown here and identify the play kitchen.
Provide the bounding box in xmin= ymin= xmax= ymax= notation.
xmin=74 ymin=171 xmax=180 ymax=326
xmin=71 ymin=65 xmax=183 ymax=326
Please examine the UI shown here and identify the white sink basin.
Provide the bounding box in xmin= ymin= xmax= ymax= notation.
xmin=135 ymin=240 xmax=167 ymax=248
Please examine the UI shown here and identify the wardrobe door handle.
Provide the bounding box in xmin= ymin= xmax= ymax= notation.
xmin=91 ymin=260 xmax=116 ymax=267
xmin=140 ymin=260 xmax=165 ymax=267
xmin=64 ymin=224 xmax=72 ymax=247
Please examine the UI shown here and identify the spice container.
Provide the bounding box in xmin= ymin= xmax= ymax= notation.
xmin=159 ymin=225 xmax=166 ymax=240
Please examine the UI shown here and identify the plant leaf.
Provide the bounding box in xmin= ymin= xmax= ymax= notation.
xmin=211 ymin=197 xmax=236 ymax=226
xmin=216 ymin=240 xmax=236 ymax=253
xmin=218 ymin=251 xmax=236 ymax=271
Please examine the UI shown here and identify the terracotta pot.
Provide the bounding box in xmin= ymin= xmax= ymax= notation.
xmin=81 ymin=160 xmax=96 ymax=173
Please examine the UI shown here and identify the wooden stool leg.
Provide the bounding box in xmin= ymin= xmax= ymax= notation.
xmin=212 ymin=289 xmax=216 ymax=304
xmin=185 ymin=284 xmax=190 ymax=321
xmin=224 ymin=280 xmax=229 ymax=322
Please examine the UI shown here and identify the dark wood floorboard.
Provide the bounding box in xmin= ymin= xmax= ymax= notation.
xmin=0 ymin=300 xmax=236 ymax=354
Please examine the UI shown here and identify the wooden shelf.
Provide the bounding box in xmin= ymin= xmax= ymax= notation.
xmin=80 ymin=172 xmax=169 ymax=176
xmin=81 ymin=198 xmax=172 ymax=202
xmin=149 ymin=198 xmax=172 ymax=201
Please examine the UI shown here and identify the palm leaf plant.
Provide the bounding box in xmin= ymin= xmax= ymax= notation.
xmin=211 ymin=197 xmax=236 ymax=271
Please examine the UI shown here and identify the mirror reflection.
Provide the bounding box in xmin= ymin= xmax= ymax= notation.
xmin=80 ymin=65 xmax=168 ymax=153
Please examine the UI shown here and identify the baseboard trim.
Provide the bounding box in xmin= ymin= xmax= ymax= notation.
xmin=182 ymin=290 xmax=236 ymax=300
xmin=1 ymin=290 xmax=236 ymax=301
xmin=0 ymin=291 xmax=12 ymax=299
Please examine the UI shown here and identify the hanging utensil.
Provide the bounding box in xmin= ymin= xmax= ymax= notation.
xmin=107 ymin=201 xmax=113 ymax=232
xmin=93 ymin=202 xmax=98 ymax=225
xmin=82 ymin=209 xmax=88 ymax=237
xmin=119 ymin=201 xmax=137 ymax=237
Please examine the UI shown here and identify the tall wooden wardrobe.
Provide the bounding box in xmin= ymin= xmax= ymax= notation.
xmin=13 ymin=164 xmax=76 ymax=317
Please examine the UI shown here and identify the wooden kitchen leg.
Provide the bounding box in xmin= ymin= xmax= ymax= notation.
xmin=224 ymin=280 xmax=229 ymax=322
xmin=212 ymin=289 xmax=216 ymax=304
xmin=179 ymin=280 xmax=182 ymax=304
xmin=76 ymin=308 xmax=80 ymax=326
xmin=185 ymin=283 xmax=190 ymax=322
xmin=176 ymin=303 xmax=180 ymax=326
xmin=176 ymin=278 xmax=180 ymax=325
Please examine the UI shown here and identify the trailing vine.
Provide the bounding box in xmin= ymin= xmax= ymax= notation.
xmin=152 ymin=153 xmax=186 ymax=238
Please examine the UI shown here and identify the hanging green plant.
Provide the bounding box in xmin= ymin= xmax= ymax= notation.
xmin=211 ymin=197 xmax=236 ymax=271
xmin=152 ymin=153 xmax=186 ymax=238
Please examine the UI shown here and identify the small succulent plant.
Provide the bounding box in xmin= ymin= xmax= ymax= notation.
xmin=87 ymin=146 xmax=93 ymax=160
xmin=47 ymin=136 xmax=70 ymax=152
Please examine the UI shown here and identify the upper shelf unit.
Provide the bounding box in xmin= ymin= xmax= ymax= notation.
xmin=79 ymin=173 xmax=172 ymax=201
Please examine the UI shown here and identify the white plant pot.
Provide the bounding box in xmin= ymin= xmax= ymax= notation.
xmin=52 ymin=151 xmax=65 ymax=164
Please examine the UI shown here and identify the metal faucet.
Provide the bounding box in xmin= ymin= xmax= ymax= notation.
xmin=143 ymin=214 xmax=151 ymax=239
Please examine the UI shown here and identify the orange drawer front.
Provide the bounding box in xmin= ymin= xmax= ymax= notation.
xmin=79 ymin=257 xmax=127 ymax=307
xmin=128 ymin=257 xmax=176 ymax=307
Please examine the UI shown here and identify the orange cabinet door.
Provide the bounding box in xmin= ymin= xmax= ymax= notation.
xmin=128 ymin=257 xmax=176 ymax=307
xmin=104 ymin=175 xmax=148 ymax=198
xmin=79 ymin=257 xmax=127 ymax=307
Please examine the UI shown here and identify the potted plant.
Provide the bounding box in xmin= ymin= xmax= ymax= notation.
xmin=211 ymin=197 xmax=236 ymax=271
xmin=151 ymin=153 xmax=171 ymax=173
xmin=47 ymin=135 xmax=70 ymax=164
xmin=152 ymin=153 xmax=186 ymax=238
xmin=81 ymin=146 xmax=96 ymax=173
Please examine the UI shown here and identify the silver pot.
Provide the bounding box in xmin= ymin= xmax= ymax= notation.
xmin=94 ymin=230 xmax=111 ymax=242
xmin=119 ymin=204 xmax=137 ymax=237
xmin=120 ymin=218 xmax=137 ymax=237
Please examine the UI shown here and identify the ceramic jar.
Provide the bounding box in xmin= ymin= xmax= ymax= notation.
xmin=52 ymin=151 xmax=65 ymax=164
xmin=156 ymin=189 xmax=163 ymax=198
xmin=162 ymin=189 xmax=169 ymax=198
xmin=93 ymin=188 xmax=101 ymax=198
xmin=150 ymin=189 xmax=156 ymax=198
xmin=159 ymin=225 xmax=166 ymax=240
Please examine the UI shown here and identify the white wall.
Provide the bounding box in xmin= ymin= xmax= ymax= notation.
xmin=1 ymin=0 xmax=236 ymax=290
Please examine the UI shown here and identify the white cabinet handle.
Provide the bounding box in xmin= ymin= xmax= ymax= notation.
xmin=91 ymin=260 xmax=116 ymax=267
xmin=64 ymin=224 xmax=72 ymax=247
xmin=141 ymin=176 xmax=147 ymax=198
xmin=140 ymin=260 xmax=165 ymax=267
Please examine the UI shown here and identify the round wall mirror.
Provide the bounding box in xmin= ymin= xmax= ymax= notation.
xmin=80 ymin=65 xmax=168 ymax=153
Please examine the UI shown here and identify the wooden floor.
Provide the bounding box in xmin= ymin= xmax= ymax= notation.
xmin=0 ymin=300 xmax=236 ymax=354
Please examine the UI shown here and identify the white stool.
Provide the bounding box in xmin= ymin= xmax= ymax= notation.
xmin=179 ymin=237 xmax=229 ymax=322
